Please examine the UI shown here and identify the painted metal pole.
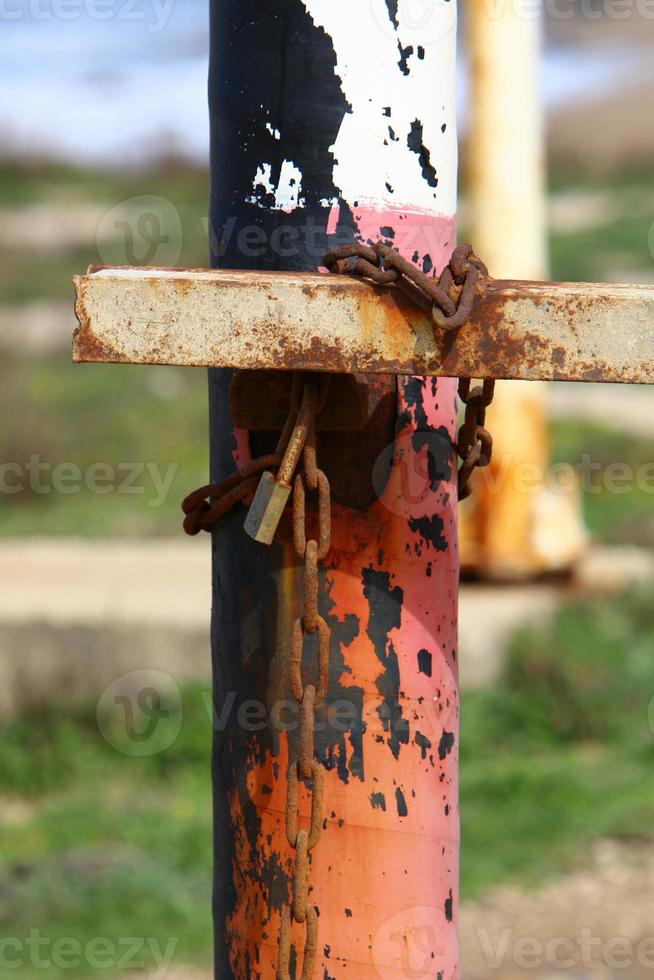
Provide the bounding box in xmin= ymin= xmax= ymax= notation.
xmin=208 ymin=2 xmax=460 ymax=976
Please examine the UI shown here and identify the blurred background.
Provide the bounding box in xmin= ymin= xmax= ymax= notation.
xmin=1 ymin=2 xmax=654 ymax=978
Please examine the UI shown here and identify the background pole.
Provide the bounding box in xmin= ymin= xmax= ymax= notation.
xmin=468 ymin=0 xmax=548 ymax=280
xmin=461 ymin=0 xmax=586 ymax=577
xmin=208 ymin=2 xmax=461 ymax=975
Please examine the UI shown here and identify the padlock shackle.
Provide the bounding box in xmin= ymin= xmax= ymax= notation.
xmin=278 ymin=383 xmax=319 ymax=486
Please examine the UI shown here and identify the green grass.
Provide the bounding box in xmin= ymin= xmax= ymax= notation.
xmin=547 ymin=167 xmax=654 ymax=283
xmin=550 ymin=209 xmax=654 ymax=283
xmin=0 ymin=685 xmax=213 ymax=979
xmin=546 ymin=164 xmax=654 ymax=195
xmin=0 ymin=351 xmax=208 ymax=537
xmin=0 ymin=159 xmax=208 ymax=210
xmin=551 ymin=419 xmax=654 ymax=548
xmin=0 ymin=160 xmax=214 ymax=537
xmin=463 ymin=165 xmax=654 ymax=284
xmin=0 ymin=586 xmax=653 ymax=974
xmin=460 ymin=581 xmax=654 ymax=897
xmin=0 ymin=161 xmax=210 ymax=305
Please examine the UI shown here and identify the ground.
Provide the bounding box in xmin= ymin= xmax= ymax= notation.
xmin=2 ymin=578 xmax=654 ymax=977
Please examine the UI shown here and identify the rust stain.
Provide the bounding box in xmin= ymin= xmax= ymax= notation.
xmin=72 ymin=280 xmax=123 ymax=363
xmin=73 ymin=324 xmax=124 ymax=363
xmin=551 ymin=346 xmax=566 ymax=369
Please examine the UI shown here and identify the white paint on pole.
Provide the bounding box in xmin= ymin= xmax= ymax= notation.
xmin=300 ymin=0 xmax=458 ymax=218
xmin=247 ymin=160 xmax=304 ymax=212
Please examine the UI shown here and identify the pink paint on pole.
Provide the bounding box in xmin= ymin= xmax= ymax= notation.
xmin=309 ymin=203 xmax=460 ymax=976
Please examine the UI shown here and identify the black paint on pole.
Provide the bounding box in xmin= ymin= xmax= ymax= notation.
xmin=209 ymin=4 xmax=344 ymax=975
xmin=209 ymin=0 xmax=356 ymax=275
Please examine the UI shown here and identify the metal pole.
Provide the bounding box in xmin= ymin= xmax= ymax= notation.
xmin=467 ymin=0 xmax=547 ymax=279
xmin=208 ymin=2 xmax=460 ymax=975
xmin=462 ymin=0 xmax=586 ymax=577
xmin=463 ymin=0 xmax=549 ymax=577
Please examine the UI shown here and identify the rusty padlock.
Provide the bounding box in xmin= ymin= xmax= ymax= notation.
xmin=244 ymin=383 xmax=318 ymax=544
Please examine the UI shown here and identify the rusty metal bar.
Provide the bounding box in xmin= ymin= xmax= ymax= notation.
xmin=74 ymin=267 xmax=654 ymax=384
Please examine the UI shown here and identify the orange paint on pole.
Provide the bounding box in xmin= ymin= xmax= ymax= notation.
xmin=221 ymin=375 xmax=459 ymax=978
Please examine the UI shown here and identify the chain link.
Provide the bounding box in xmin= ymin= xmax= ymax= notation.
xmin=182 ymin=384 xmax=306 ymax=535
xmin=181 ymin=454 xmax=283 ymax=535
xmin=278 ymin=380 xmax=331 ymax=980
xmin=324 ymin=241 xmax=495 ymax=500
xmin=455 ymin=378 xmax=495 ymax=501
xmin=324 ymin=241 xmax=488 ymax=331
xmin=182 ymin=374 xmax=335 ymax=536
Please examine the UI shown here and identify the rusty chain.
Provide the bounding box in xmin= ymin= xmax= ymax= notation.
xmin=182 ymin=375 xmax=333 ymax=535
xmin=324 ymin=241 xmax=495 ymax=500
xmin=456 ymin=378 xmax=495 ymax=501
xmin=181 ymin=454 xmax=282 ymax=534
xmin=278 ymin=380 xmax=331 ymax=980
xmin=182 ymin=377 xmax=332 ymax=977
xmin=184 ymin=243 xmax=494 ymax=523
xmin=324 ymin=240 xmax=489 ymax=330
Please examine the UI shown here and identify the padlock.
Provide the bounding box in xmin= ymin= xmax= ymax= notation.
xmin=244 ymin=383 xmax=317 ymax=544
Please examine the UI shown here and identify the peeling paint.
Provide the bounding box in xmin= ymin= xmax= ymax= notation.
xmin=246 ymin=159 xmax=304 ymax=212
xmin=299 ymin=0 xmax=457 ymax=216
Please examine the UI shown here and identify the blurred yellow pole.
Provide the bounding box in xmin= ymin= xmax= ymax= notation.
xmin=468 ymin=0 xmax=548 ymax=280
xmin=461 ymin=0 xmax=586 ymax=577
